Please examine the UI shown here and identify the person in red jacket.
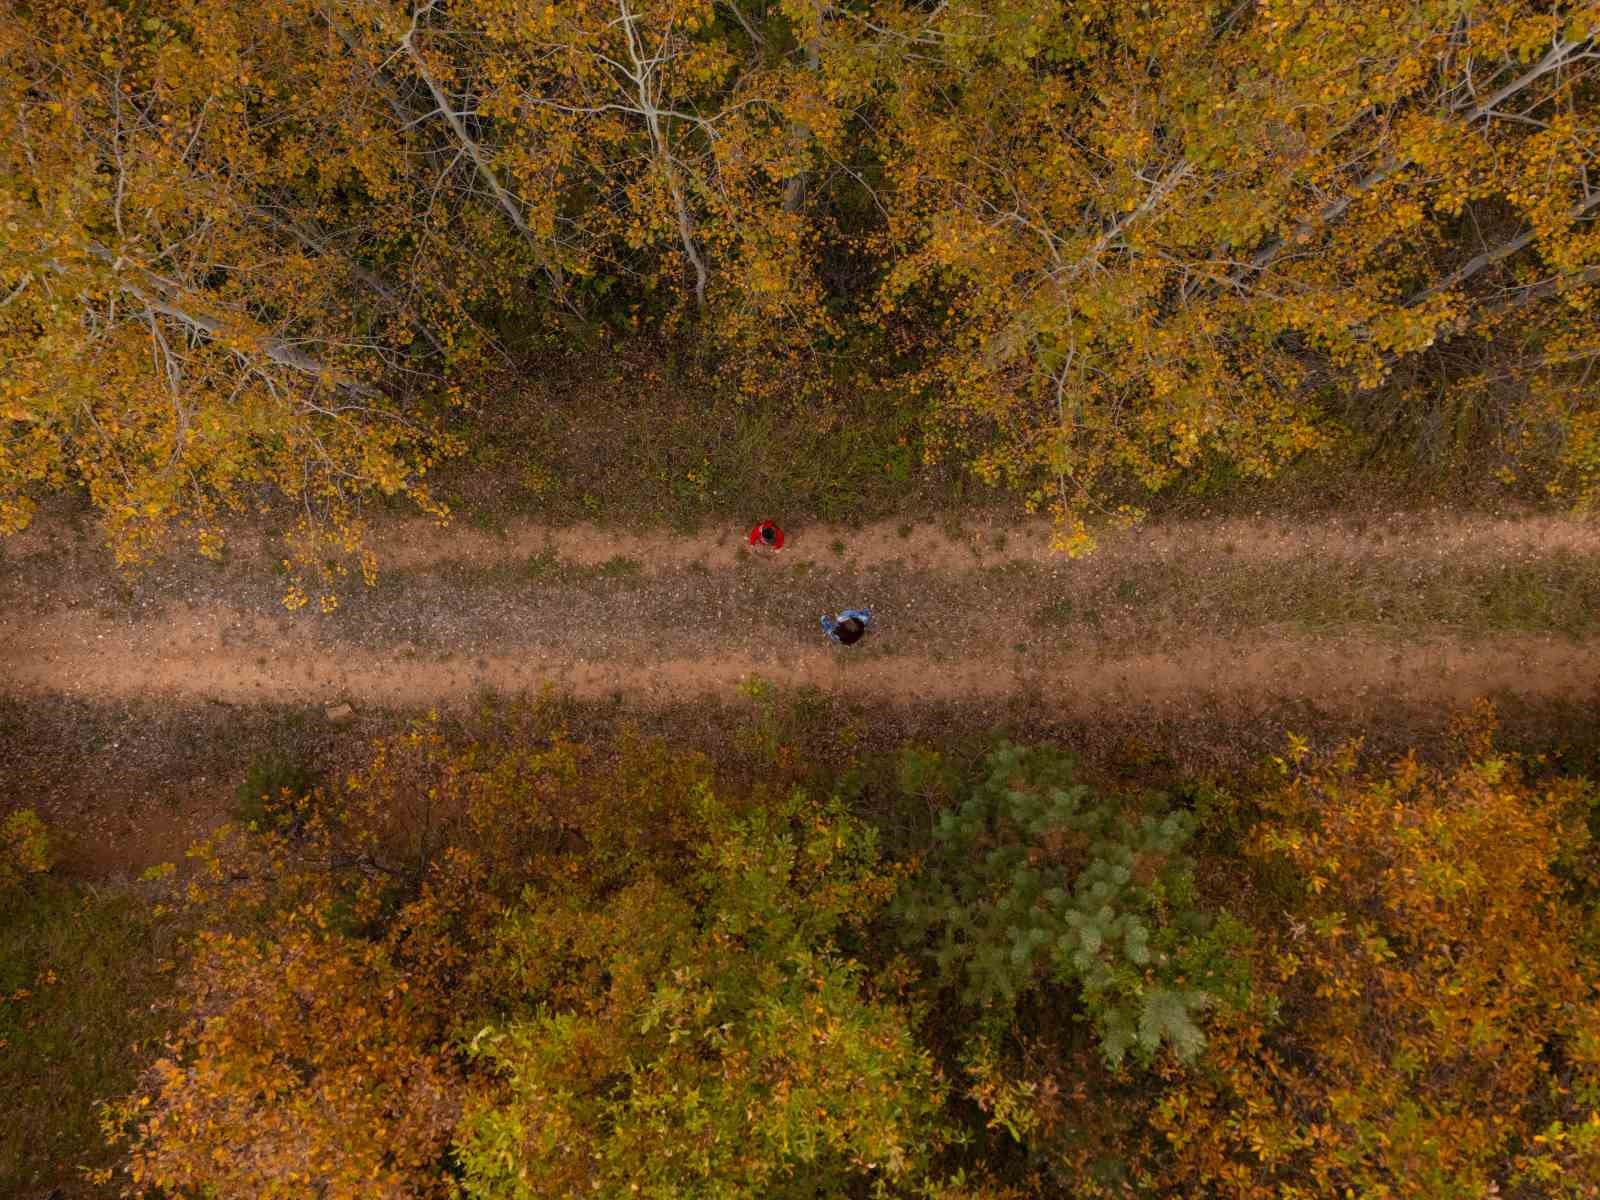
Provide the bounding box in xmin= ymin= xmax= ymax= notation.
xmin=747 ymin=519 xmax=785 ymax=552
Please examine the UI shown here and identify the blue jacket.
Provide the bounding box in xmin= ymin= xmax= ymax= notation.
xmin=820 ymin=608 xmax=872 ymax=644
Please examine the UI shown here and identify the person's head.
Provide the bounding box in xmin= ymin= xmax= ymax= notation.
xmin=834 ymin=617 xmax=865 ymax=645
xmin=760 ymin=524 xmax=776 ymax=544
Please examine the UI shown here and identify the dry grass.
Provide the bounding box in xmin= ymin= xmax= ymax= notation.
xmin=1021 ymin=548 xmax=1600 ymax=643
xmin=431 ymin=348 xmax=963 ymax=534
xmin=415 ymin=345 xmax=1553 ymax=552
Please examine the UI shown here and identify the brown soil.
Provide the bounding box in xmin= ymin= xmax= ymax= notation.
xmin=3 ymin=507 xmax=1598 ymax=876
xmin=3 ymin=603 xmax=1595 ymax=711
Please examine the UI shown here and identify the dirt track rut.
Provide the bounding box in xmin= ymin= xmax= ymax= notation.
xmin=3 ymin=509 xmax=1597 ymax=715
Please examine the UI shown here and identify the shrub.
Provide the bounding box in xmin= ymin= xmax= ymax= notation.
xmin=113 ymin=716 xmax=956 ymax=1199
xmin=234 ymin=754 xmax=315 ymax=827
xmin=895 ymin=742 xmax=1248 ymax=1067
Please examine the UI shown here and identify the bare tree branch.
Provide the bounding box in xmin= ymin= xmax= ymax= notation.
xmin=1045 ymin=160 xmax=1194 ymax=285
xmin=251 ymin=205 xmax=447 ymax=356
xmin=1404 ymin=188 xmax=1600 ymax=308
xmin=718 ymin=0 xmax=766 ymax=49
xmin=783 ymin=4 xmax=823 ymax=214
xmin=71 ymin=246 xmax=384 ymax=400
xmin=0 ymin=273 xmax=33 ymax=309
xmin=617 ymin=0 xmax=710 ymax=308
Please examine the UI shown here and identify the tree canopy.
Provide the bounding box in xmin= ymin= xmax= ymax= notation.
xmin=6 ymin=1 xmax=1600 ymax=569
xmin=99 ymin=708 xmax=1600 ymax=1198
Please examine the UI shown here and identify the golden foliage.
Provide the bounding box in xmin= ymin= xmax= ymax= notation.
xmin=998 ymin=726 xmax=1600 ymax=1198
xmin=7 ymin=1 xmax=1600 ymax=560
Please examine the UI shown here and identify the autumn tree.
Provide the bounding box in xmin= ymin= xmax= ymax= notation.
xmin=377 ymin=0 xmax=872 ymax=397
xmin=7 ymin=0 xmax=1600 ymax=567
xmin=0 ymin=1 xmax=501 ymax=603
xmin=875 ymin=0 xmax=1600 ymax=548
xmin=102 ymin=701 xmax=1600 ymax=1198
xmin=106 ymin=711 xmax=958 ymax=1198
xmin=454 ymin=783 xmax=948 ymax=1199
xmin=2 ymin=0 xmax=896 ymax=589
xmin=942 ymin=726 xmax=1600 ymax=1198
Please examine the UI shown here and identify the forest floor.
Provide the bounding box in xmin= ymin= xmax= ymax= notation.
xmin=3 ymin=501 xmax=1599 ymax=878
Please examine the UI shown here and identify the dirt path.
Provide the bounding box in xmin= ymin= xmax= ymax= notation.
xmin=3 ymin=604 xmax=1597 ymax=712
xmin=4 ymin=506 xmax=1598 ymax=877
xmin=4 ymin=509 xmax=1599 ymax=712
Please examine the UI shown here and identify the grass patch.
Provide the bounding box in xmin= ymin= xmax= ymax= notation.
xmin=463 ymin=550 xmax=648 ymax=590
xmin=465 ymin=509 xmax=509 ymax=538
xmin=983 ymin=560 xmax=1043 ymax=582
xmin=1476 ymin=564 xmax=1576 ymax=632
xmin=1035 ymin=598 xmax=1077 ymax=627
xmin=1015 ymin=552 xmax=1600 ymax=641
xmin=1276 ymin=553 xmax=1600 ymax=638
xmin=435 ymin=349 xmax=961 ymax=532
xmin=595 ymin=555 xmax=643 ymax=580
xmin=0 ymin=876 xmax=173 ymax=1198
xmin=525 ymin=547 xmax=562 ymax=581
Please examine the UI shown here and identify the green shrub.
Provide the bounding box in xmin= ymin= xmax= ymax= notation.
xmin=235 ymin=754 xmax=315 ymax=827
xmin=895 ymin=742 xmax=1248 ymax=1067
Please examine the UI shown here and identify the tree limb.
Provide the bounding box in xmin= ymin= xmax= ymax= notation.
xmin=75 ymin=246 xmax=384 ymax=400
xmin=783 ymin=5 xmax=823 ymax=214
xmin=1403 ymin=188 xmax=1600 ymax=308
xmin=398 ymin=1 xmax=564 ymax=288
xmin=0 ymin=273 xmax=33 ymax=309
xmin=1230 ymin=33 xmax=1597 ymax=288
xmin=619 ymin=0 xmax=710 ymax=308
xmin=251 ymin=206 xmax=447 ymax=355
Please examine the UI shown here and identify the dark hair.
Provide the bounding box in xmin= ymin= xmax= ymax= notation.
xmin=760 ymin=524 xmax=776 ymax=544
xmin=834 ymin=617 xmax=865 ymax=645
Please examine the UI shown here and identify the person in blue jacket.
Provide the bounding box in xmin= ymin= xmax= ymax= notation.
xmin=821 ymin=607 xmax=872 ymax=646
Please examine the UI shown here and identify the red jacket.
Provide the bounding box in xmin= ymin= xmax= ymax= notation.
xmin=748 ymin=521 xmax=785 ymax=550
